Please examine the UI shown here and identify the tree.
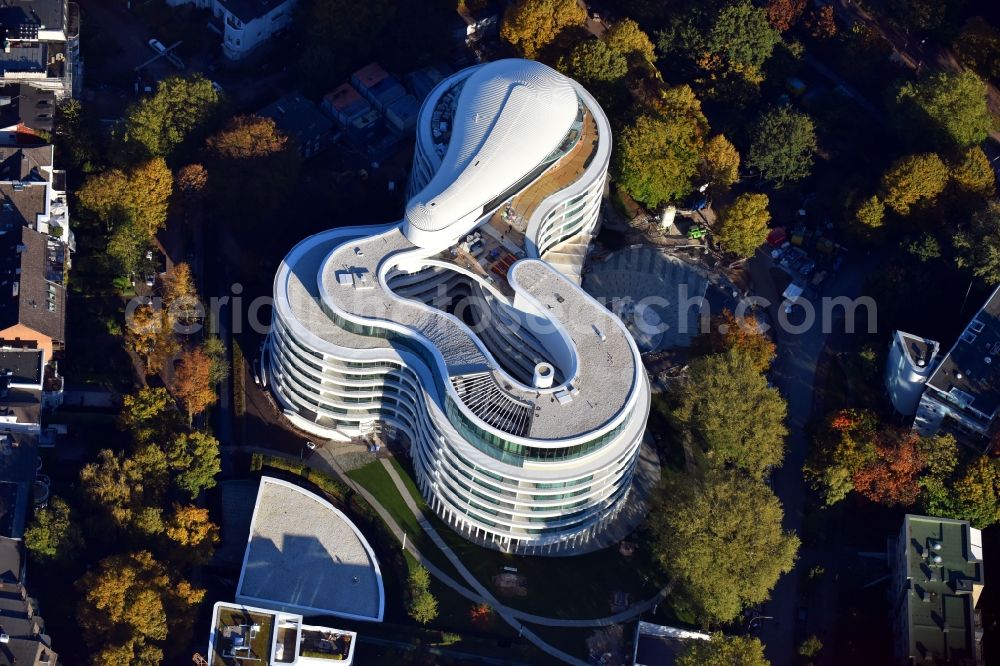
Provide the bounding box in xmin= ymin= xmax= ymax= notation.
xmin=106 ymin=217 xmax=150 ymax=276
xmin=954 ymin=17 xmax=1000 ymax=83
xmin=202 ymin=337 xmax=230 ymax=386
xmin=799 ymin=635 xmax=823 ymax=659
xmin=696 ymin=311 xmax=776 ymax=373
xmin=115 ymin=75 xmax=220 ymax=162
xmin=206 ymin=115 xmax=301 ymax=216
xmin=702 ymin=134 xmax=741 ymax=190
xmin=855 ymin=195 xmax=885 ymax=229
xmin=120 ymin=387 xmax=183 ymax=446
xmin=892 ymin=71 xmax=992 ymax=151
xmin=559 ymin=40 xmax=628 ymax=84
xmin=748 ymin=107 xmax=816 ymax=186
xmin=604 ymin=18 xmax=657 ymax=66
xmin=717 ymin=193 xmax=770 ymax=258
xmin=904 ymin=233 xmax=942 ymax=262
xmin=126 ymin=303 xmax=179 ymax=375
xmin=162 ymin=262 xmax=201 ymax=327
xmin=651 ymin=470 xmax=799 ymax=624
xmin=500 ymin=0 xmax=586 ymax=58
xmin=165 ymin=504 xmax=219 ymax=564
xmin=766 ymin=0 xmax=806 ymax=32
xmin=950 ymin=146 xmax=996 ymax=196
xmin=804 ymin=409 xmax=879 ymax=505
xmin=613 ymin=87 xmax=707 ymax=207
xmin=470 ymin=602 xmax=493 ymax=628
xmin=805 ymin=5 xmax=837 ymax=39
xmin=954 ymin=202 xmax=1000 ymax=284
xmin=176 ymin=163 xmax=208 ymax=200
xmin=947 ymin=457 xmax=1000 ymax=528
xmin=167 ymin=431 xmax=221 ymax=499
xmin=677 ymin=633 xmax=770 ymax=666
xmin=24 ymin=496 xmax=84 ymax=564
xmin=708 ymin=1 xmax=780 ymax=74
xmin=80 ymin=447 xmax=169 ymax=536
xmin=852 ymin=430 xmax=925 ymax=506
xmin=406 ymin=564 xmax=438 ymax=624
xmin=172 ymin=347 xmax=218 ymax=422
xmin=676 ymin=351 xmax=788 ymax=478
xmin=76 ymin=550 xmax=205 ymax=663
xmin=879 ymin=153 xmax=949 ymax=215
xmin=77 ymin=158 xmax=173 ymax=236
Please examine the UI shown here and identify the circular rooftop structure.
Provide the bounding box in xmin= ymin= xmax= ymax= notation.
xmin=235 ymin=477 xmax=385 ymax=623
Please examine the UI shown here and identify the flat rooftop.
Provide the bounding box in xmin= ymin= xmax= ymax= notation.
xmin=319 ymin=227 xmax=639 ymax=439
xmin=236 ymin=477 xmax=384 ymax=623
xmin=901 ymin=515 xmax=984 ymax=664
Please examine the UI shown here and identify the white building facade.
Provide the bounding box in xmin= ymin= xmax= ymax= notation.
xmin=167 ymin=0 xmax=295 ymax=60
xmin=265 ymin=59 xmax=649 ymax=555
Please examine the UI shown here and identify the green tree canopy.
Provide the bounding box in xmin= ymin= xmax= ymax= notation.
xmin=115 ymin=75 xmax=219 ymax=163
xmin=936 ymin=456 xmax=1000 ymax=528
xmin=950 ymin=146 xmax=997 ymax=196
xmin=717 ymin=193 xmax=770 ymax=258
xmin=24 ymin=496 xmax=84 ymax=564
xmin=613 ymin=86 xmax=707 ymax=207
xmin=954 ymin=202 xmax=1000 ymax=284
xmin=702 ymin=134 xmax=741 ymax=189
xmin=558 ymin=39 xmax=628 ymax=84
xmin=406 ymin=564 xmax=439 ymax=625
xmin=604 ymin=18 xmax=657 ymax=67
xmin=855 ymin=195 xmax=886 ymax=229
xmin=677 ymin=633 xmax=771 ymax=666
xmin=892 ymin=71 xmax=993 ymax=151
xmin=120 ymin=387 xmax=184 ymax=446
xmin=748 ymin=106 xmax=817 ymax=186
xmin=167 ymin=431 xmax=221 ymax=499
xmin=676 ymin=350 xmax=788 ymax=478
xmin=651 ymin=469 xmax=800 ymax=624
xmin=708 ymin=1 xmax=781 ymax=73
xmin=80 ymin=447 xmax=169 ymax=536
xmin=879 ymin=153 xmax=949 ymax=216
xmin=501 ymin=0 xmax=587 ymax=58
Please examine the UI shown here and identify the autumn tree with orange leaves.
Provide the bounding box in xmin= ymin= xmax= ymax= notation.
xmin=172 ymin=346 xmax=217 ymax=423
xmin=766 ymin=0 xmax=806 ymax=32
xmin=852 ymin=431 xmax=925 ymax=506
xmin=694 ymin=310 xmax=776 ymax=373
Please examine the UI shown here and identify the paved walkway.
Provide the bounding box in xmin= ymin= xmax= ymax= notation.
xmin=242 ymin=445 xmax=674 ymax=664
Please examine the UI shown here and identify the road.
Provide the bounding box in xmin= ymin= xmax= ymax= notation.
xmin=824 ymin=0 xmax=1000 ymax=143
xmin=747 ymin=253 xmax=867 ymax=665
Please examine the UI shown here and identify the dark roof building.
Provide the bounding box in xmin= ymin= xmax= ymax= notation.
xmin=258 ymin=93 xmax=334 ymax=159
xmin=0 ymin=0 xmax=79 ymax=100
xmin=0 ymin=86 xmax=55 ymax=134
xmin=0 ymin=537 xmax=58 ymax=666
xmin=385 ymin=95 xmax=420 ymax=137
xmin=909 ymin=285 xmax=1000 ymax=445
xmin=0 ymin=226 xmax=65 ymax=357
xmin=891 ymin=515 xmax=985 ymax=666
xmin=0 ymin=430 xmax=39 ymax=540
xmin=0 ymin=349 xmax=42 ymax=387
xmin=406 ymin=64 xmax=454 ymax=102
xmin=0 ymin=1 xmax=66 ymax=35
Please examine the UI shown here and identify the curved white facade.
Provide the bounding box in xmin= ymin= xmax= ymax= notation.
xmin=265 ymin=59 xmax=648 ymax=555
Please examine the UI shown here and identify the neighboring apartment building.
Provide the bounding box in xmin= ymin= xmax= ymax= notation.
xmin=0 ymin=538 xmax=58 ymax=665
xmin=886 ymin=285 xmax=1000 ymax=446
xmin=0 ymin=84 xmax=55 ymax=141
xmin=258 ymin=93 xmax=334 ymax=159
xmin=0 ymin=0 xmax=80 ymax=99
xmin=890 ymin=515 xmax=985 ymax=666
xmin=167 ymin=0 xmax=295 ymax=61
xmin=206 ymin=602 xmax=355 ymax=666
xmin=266 ymin=59 xmax=646 ymax=556
xmin=0 ymin=226 xmax=65 ymax=359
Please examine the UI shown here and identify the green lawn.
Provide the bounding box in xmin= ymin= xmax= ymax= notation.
xmin=387 ymin=457 xmax=670 ymax=620
xmin=347 ymin=461 xmax=463 ymax=583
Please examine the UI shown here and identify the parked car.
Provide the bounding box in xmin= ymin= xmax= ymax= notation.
xmin=148 ymin=38 xmax=166 ymax=54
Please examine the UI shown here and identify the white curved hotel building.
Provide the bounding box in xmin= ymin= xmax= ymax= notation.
xmin=264 ymin=59 xmax=650 ymax=555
